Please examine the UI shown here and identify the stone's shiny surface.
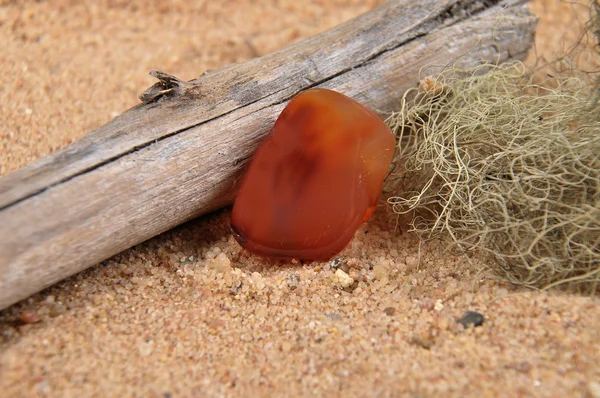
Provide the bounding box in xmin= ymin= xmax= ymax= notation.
xmin=231 ymin=88 xmax=395 ymax=260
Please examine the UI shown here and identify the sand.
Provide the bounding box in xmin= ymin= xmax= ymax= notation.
xmin=1 ymin=1 xmax=599 ymax=397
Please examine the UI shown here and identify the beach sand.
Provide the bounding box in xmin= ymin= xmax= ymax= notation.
xmin=1 ymin=1 xmax=599 ymax=396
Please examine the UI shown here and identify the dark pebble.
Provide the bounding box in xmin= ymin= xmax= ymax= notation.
xmin=331 ymin=258 xmax=343 ymax=268
xmin=285 ymin=274 xmax=300 ymax=290
xmin=383 ymin=307 xmax=396 ymax=316
xmin=229 ymin=282 xmax=242 ymax=296
xmin=457 ymin=311 xmax=485 ymax=327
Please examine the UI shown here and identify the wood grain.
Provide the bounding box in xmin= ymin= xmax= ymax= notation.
xmin=0 ymin=0 xmax=536 ymax=310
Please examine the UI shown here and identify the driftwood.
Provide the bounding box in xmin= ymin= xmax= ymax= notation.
xmin=0 ymin=0 xmax=536 ymax=310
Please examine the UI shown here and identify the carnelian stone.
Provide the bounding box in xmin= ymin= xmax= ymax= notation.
xmin=231 ymin=88 xmax=395 ymax=260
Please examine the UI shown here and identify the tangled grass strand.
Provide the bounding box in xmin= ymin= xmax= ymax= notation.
xmin=386 ymin=62 xmax=600 ymax=292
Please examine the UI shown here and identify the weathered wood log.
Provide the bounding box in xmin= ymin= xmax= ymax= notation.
xmin=0 ymin=0 xmax=536 ymax=310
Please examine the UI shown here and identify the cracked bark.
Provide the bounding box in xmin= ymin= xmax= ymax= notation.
xmin=0 ymin=0 xmax=536 ymax=310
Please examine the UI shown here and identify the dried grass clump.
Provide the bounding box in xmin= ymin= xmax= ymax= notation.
xmin=386 ymin=61 xmax=600 ymax=291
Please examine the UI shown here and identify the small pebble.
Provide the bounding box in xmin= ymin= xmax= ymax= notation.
xmin=457 ymin=311 xmax=485 ymax=327
xmin=383 ymin=307 xmax=396 ymax=316
xmin=250 ymin=272 xmax=265 ymax=290
xmin=19 ymin=309 xmax=41 ymax=324
xmin=213 ymin=253 xmax=232 ymax=273
xmin=410 ymin=333 xmax=434 ymax=349
xmin=331 ymin=258 xmax=343 ymax=268
xmin=334 ymin=269 xmax=354 ymax=288
xmin=342 ymin=280 xmax=359 ymax=293
xmin=285 ymin=274 xmax=300 ymax=290
xmin=49 ymin=303 xmax=67 ymax=318
xmin=420 ymin=298 xmax=435 ymax=311
xmin=339 ymin=262 xmax=350 ymax=275
xmin=372 ymin=265 xmax=388 ymax=280
xmin=229 ymin=282 xmax=242 ymax=296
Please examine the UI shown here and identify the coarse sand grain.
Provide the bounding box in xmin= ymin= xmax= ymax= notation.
xmin=1 ymin=1 xmax=599 ymax=397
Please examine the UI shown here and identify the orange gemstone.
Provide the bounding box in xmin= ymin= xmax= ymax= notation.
xmin=231 ymin=88 xmax=395 ymax=260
